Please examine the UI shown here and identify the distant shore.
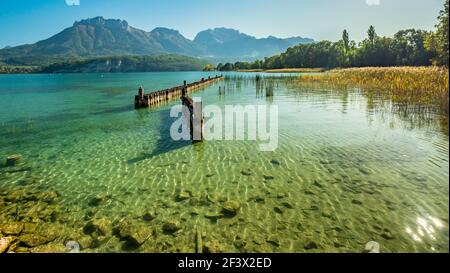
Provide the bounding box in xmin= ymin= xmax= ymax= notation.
xmin=0 ymin=66 xmax=328 ymax=74
xmin=236 ymin=68 xmax=328 ymax=73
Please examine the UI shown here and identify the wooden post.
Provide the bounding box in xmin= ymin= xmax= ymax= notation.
xmin=182 ymin=81 xmax=187 ymax=97
xmin=193 ymin=98 xmax=204 ymax=142
xmin=135 ymin=86 xmax=145 ymax=108
xmin=138 ymin=86 xmax=144 ymax=100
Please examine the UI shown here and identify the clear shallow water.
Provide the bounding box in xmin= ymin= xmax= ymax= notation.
xmin=0 ymin=72 xmax=448 ymax=253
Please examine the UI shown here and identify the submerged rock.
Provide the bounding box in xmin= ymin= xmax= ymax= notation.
xmin=273 ymin=207 xmax=284 ymax=214
xmin=270 ymin=159 xmax=281 ymax=166
xmin=39 ymin=191 xmax=59 ymax=204
xmin=30 ymin=243 xmax=67 ymax=253
xmin=88 ymin=194 xmax=112 ymax=207
xmin=364 ymin=241 xmax=380 ymax=253
xmin=22 ymin=223 xmax=37 ymax=234
xmin=90 ymin=236 xmax=110 ymax=248
xmin=313 ymin=180 xmax=323 ymax=188
xmin=65 ymin=241 xmax=81 ymax=253
xmin=142 ymin=211 xmax=156 ymax=222
xmin=249 ymin=195 xmax=265 ymax=203
xmin=277 ymin=192 xmax=288 ymax=199
xmin=116 ymin=220 xmax=151 ymax=246
xmin=281 ymin=202 xmax=294 ymax=209
xmin=267 ymin=236 xmax=281 ymax=247
xmin=205 ymin=212 xmax=224 ymax=221
xmin=6 ymin=155 xmax=22 ymax=166
xmin=162 ymin=221 xmax=182 ymax=234
xmin=0 ymin=236 xmax=16 ymax=253
xmin=19 ymin=234 xmax=51 ymax=247
xmin=13 ymin=247 xmax=30 ymax=253
xmin=5 ymin=240 xmax=20 ymax=253
xmin=304 ymin=241 xmax=319 ymax=250
xmin=380 ymin=231 xmax=395 ymax=240
xmin=359 ymin=167 xmax=373 ymax=175
xmin=263 ymin=175 xmax=275 ymax=181
xmin=175 ymin=191 xmax=191 ymax=202
xmin=241 ymin=169 xmax=252 ymax=176
xmin=84 ymin=208 xmax=98 ymax=220
xmin=0 ymin=222 xmax=24 ymax=235
xmin=203 ymin=240 xmax=224 ymax=253
xmin=77 ymin=236 xmax=94 ymax=250
xmin=234 ymin=238 xmax=247 ymax=249
xmin=222 ymin=201 xmax=241 ymax=216
xmin=321 ymin=210 xmax=333 ymax=219
xmin=83 ymin=218 xmax=112 ymax=237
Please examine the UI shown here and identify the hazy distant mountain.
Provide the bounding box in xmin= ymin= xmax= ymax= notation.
xmin=194 ymin=28 xmax=313 ymax=60
xmin=0 ymin=17 xmax=314 ymax=65
xmin=149 ymin=27 xmax=203 ymax=56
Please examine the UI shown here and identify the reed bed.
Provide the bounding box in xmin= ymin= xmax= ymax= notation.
xmin=298 ymin=67 xmax=449 ymax=113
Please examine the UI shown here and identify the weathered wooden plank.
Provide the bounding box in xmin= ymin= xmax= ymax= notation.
xmin=134 ymin=75 xmax=223 ymax=109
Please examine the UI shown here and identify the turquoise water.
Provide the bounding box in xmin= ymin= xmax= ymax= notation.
xmin=0 ymin=72 xmax=448 ymax=253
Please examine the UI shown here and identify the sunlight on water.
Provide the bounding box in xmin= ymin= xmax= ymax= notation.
xmin=0 ymin=72 xmax=448 ymax=253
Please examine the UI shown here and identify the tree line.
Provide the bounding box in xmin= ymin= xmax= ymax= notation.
xmin=215 ymin=0 xmax=449 ymax=71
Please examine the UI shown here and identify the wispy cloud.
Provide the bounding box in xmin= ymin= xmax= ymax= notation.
xmin=366 ymin=0 xmax=381 ymax=6
xmin=65 ymin=0 xmax=80 ymax=6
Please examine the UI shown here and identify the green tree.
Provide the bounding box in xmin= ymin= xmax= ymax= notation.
xmin=426 ymin=0 xmax=449 ymax=66
xmin=394 ymin=29 xmax=434 ymax=66
xmin=244 ymin=4 xmax=448 ymax=70
xmin=342 ymin=30 xmax=350 ymax=52
xmin=368 ymin=25 xmax=377 ymax=46
xmin=203 ymin=64 xmax=214 ymax=71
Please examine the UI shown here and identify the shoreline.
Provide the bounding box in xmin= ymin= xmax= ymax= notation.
xmin=236 ymin=68 xmax=329 ymax=73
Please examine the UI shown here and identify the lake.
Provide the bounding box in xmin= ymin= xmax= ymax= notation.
xmin=0 ymin=72 xmax=448 ymax=253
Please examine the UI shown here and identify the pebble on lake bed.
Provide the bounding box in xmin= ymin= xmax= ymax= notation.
xmin=0 ymin=236 xmax=16 ymax=253
xmin=162 ymin=221 xmax=182 ymax=234
xmin=241 ymin=169 xmax=252 ymax=176
xmin=175 ymin=191 xmax=191 ymax=202
xmin=142 ymin=211 xmax=156 ymax=222
xmin=0 ymin=222 xmax=24 ymax=235
xmin=6 ymin=155 xmax=22 ymax=166
xmin=270 ymin=159 xmax=281 ymax=166
xmin=222 ymin=201 xmax=241 ymax=216
xmin=364 ymin=241 xmax=380 ymax=253
xmin=65 ymin=241 xmax=81 ymax=253
xmin=116 ymin=220 xmax=151 ymax=246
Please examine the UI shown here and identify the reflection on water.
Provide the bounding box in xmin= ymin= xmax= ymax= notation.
xmin=406 ymin=215 xmax=446 ymax=248
xmin=0 ymin=72 xmax=448 ymax=253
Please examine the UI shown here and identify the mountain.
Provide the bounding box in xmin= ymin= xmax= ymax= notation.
xmin=149 ymin=27 xmax=203 ymax=56
xmin=0 ymin=17 xmax=314 ymax=66
xmin=194 ymin=28 xmax=313 ymax=60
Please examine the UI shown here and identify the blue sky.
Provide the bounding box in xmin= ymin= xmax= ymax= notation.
xmin=0 ymin=0 xmax=445 ymax=48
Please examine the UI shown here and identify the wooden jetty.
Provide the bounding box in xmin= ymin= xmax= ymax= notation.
xmin=134 ymin=75 xmax=223 ymax=109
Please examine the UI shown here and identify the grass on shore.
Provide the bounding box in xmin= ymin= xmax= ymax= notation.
xmin=297 ymin=66 xmax=449 ymax=113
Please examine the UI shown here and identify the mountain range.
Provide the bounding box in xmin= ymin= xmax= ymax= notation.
xmin=0 ymin=17 xmax=313 ymax=66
